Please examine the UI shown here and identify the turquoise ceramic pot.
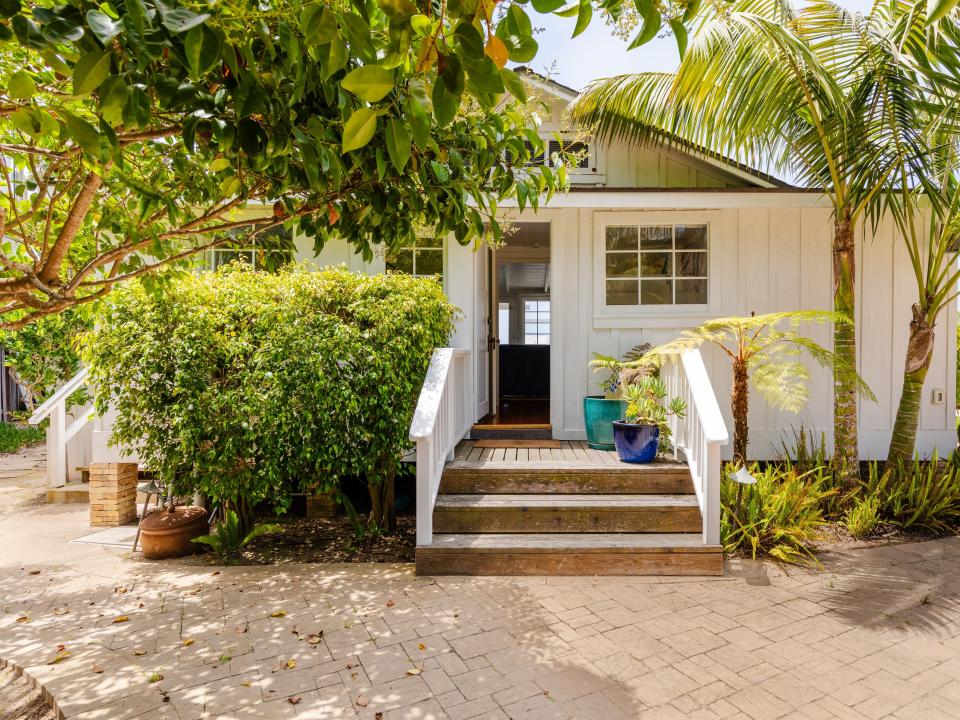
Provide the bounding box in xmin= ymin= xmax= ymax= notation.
xmin=583 ymin=395 xmax=626 ymax=450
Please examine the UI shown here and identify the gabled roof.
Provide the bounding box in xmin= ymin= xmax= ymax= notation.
xmin=513 ymin=66 xmax=792 ymax=189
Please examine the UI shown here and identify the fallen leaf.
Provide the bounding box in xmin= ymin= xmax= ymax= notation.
xmin=147 ymin=671 xmax=163 ymax=683
xmin=351 ymin=672 xmax=358 ymax=681
xmin=270 ymin=610 xmax=286 ymax=618
xmin=417 ymin=643 xmax=426 ymax=651
xmin=114 ymin=586 xmax=127 ymax=594
xmin=212 ymin=571 xmax=220 ymax=576
xmin=285 ymin=659 xmax=296 ymax=670
xmin=15 ymin=615 xmax=30 ymax=623
xmin=406 ymin=668 xmax=421 ymax=676
xmin=356 ymin=695 xmax=369 ymax=708
xmin=53 ymin=607 xmax=69 ymax=616
xmin=241 ymin=681 xmax=252 ymax=688
xmin=375 ymin=713 xmax=383 ymax=720
xmin=113 ymin=616 xmax=129 ymax=624
xmin=138 ymin=603 xmax=145 ymax=609
xmin=49 ymin=649 xmax=71 ymax=665
xmin=186 ymin=586 xmax=201 ymax=595
xmin=182 ymin=639 xmax=194 ymax=647
xmin=386 ymin=600 xmax=395 ymax=608
xmin=306 ymin=633 xmax=323 ymax=645
xmin=346 ymin=662 xmax=355 ymax=669
xmin=236 ymin=624 xmax=248 ymax=634
xmin=91 ymin=663 xmax=103 ymax=674
xmin=133 ymin=650 xmax=147 ymax=657
xmin=288 ymin=696 xmax=302 ymax=705
xmin=28 ymin=570 xmax=40 ymax=575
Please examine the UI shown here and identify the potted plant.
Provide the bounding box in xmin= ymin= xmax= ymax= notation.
xmin=584 ymin=344 xmax=653 ymax=450
xmin=613 ymin=376 xmax=686 ymax=463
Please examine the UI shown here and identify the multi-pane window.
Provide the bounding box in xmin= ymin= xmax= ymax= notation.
xmin=604 ymin=224 xmax=708 ymax=306
xmin=385 ymin=236 xmax=443 ymax=278
xmin=207 ymin=225 xmax=294 ymax=272
xmin=523 ymin=299 xmax=550 ymax=345
xmin=517 ymin=138 xmax=590 ymax=169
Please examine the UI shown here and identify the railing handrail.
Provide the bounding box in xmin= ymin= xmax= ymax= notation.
xmin=679 ymin=350 xmax=728 ymax=445
xmin=28 ymin=367 xmax=89 ymax=425
xmin=410 ymin=348 xmax=468 ymax=441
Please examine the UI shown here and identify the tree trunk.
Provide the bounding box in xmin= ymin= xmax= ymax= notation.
xmin=832 ymin=213 xmax=859 ymax=487
xmin=368 ymin=463 xmax=397 ymax=532
xmin=731 ymin=357 xmax=749 ymax=465
xmin=887 ymin=304 xmax=935 ymax=468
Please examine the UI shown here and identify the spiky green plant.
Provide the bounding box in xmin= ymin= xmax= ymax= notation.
xmin=589 ymin=343 xmax=654 ymax=398
xmin=640 ymin=311 xmax=873 ymax=466
xmin=863 ymin=457 xmax=960 ymax=532
xmin=721 ymin=464 xmax=835 ymax=565
xmin=843 ymin=495 xmax=881 ymax=538
xmin=621 ymin=376 xmax=686 ymax=452
xmin=570 ymin=0 xmax=944 ymax=485
xmin=192 ymin=510 xmax=281 ymax=564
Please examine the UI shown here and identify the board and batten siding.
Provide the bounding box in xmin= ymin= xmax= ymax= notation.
xmin=493 ymin=199 xmax=957 ymax=460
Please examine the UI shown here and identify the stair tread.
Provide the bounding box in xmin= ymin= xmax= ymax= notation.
xmin=427 ymin=533 xmax=719 ymax=551
xmin=446 ymin=461 xmax=688 ymax=473
xmin=435 ymin=494 xmax=699 ymax=508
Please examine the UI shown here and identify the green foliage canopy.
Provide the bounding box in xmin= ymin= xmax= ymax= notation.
xmin=81 ymin=266 xmax=458 ymax=520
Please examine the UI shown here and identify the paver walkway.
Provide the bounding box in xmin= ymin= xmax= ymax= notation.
xmin=2 ymin=501 xmax=960 ymax=720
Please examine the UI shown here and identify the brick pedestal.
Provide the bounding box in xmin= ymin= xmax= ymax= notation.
xmin=89 ymin=463 xmax=138 ymax=527
xmin=305 ymin=488 xmax=337 ymax=518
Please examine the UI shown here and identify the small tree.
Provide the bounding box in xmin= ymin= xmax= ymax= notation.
xmin=641 ymin=311 xmax=873 ymax=467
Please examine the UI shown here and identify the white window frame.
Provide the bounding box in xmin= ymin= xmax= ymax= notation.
xmin=593 ymin=211 xmax=719 ymax=322
xmin=385 ymin=237 xmax=446 ymax=279
xmin=521 ymin=295 xmax=551 ymax=346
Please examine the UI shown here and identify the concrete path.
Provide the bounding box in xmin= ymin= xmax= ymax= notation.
xmin=2 ymin=500 xmax=960 ymax=719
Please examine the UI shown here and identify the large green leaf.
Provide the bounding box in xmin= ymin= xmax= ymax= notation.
xmin=86 ymin=9 xmax=122 ymax=43
xmin=185 ymin=24 xmax=221 ymax=77
xmin=385 ymin=118 xmax=411 ymax=171
xmin=341 ymin=65 xmax=395 ymax=102
xmin=7 ymin=70 xmax=35 ymax=99
xmin=61 ymin=110 xmax=100 ymax=156
xmin=73 ymin=50 xmax=112 ymax=96
xmin=341 ymin=107 xmax=378 ymax=152
xmin=927 ymin=0 xmax=958 ymax=22
xmin=160 ymin=6 xmax=209 ymax=33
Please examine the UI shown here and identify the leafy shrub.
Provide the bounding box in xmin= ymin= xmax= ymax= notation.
xmin=0 ymin=423 xmax=45 ymax=454
xmin=193 ymin=510 xmax=280 ymax=563
xmin=778 ymin=427 xmax=830 ymax=476
xmin=863 ymin=458 xmax=960 ymax=532
xmin=721 ymin=464 xmax=835 ymax=564
xmin=0 ymin=309 xmax=92 ymax=415
xmin=843 ymin=495 xmax=880 ymax=538
xmin=83 ymin=266 xmax=457 ymax=534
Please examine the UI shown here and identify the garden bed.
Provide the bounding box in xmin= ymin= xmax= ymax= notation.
xmin=175 ymin=514 xmax=416 ymax=566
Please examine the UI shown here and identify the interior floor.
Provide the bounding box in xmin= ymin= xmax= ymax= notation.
xmin=475 ymin=397 xmax=550 ymax=427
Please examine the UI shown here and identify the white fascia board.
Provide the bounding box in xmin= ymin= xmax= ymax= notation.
xmin=496 ymin=191 xmax=832 ymax=209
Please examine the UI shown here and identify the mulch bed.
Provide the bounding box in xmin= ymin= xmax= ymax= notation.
xmin=179 ymin=514 xmax=416 ymax=566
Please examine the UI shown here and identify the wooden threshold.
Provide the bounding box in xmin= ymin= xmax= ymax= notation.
xmin=474 ymin=439 xmax=561 ymax=449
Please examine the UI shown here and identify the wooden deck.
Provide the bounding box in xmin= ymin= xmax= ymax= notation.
xmin=455 ymin=439 xmax=634 ymax=465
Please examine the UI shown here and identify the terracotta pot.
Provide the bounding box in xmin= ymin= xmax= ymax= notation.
xmin=139 ymin=505 xmax=209 ymax=559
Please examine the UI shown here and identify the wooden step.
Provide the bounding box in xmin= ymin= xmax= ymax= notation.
xmin=416 ymin=533 xmax=722 ymax=576
xmin=469 ymin=425 xmax=553 ymax=440
xmin=432 ymin=494 xmax=702 ymax=534
xmin=440 ymin=462 xmax=692 ymax=495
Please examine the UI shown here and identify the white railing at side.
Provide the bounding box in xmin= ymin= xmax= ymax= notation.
xmin=409 ymin=348 xmax=471 ymax=547
xmin=28 ymin=368 xmax=94 ymax=488
xmin=662 ymin=349 xmax=729 ymax=546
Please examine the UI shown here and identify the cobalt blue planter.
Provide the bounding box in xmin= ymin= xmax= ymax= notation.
xmin=612 ymin=421 xmax=660 ymax=463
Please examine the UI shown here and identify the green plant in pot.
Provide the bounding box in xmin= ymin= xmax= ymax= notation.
xmin=585 ymin=344 xmax=653 ymax=450
xmin=613 ymin=377 xmax=686 ymax=463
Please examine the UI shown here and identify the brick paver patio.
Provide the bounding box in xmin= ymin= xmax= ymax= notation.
xmin=2 ymin=500 xmax=960 ymax=719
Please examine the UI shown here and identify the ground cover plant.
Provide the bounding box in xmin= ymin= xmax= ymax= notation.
xmin=83 ymin=265 xmax=457 ymax=536
xmin=0 ymin=422 xmax=44 ymax=453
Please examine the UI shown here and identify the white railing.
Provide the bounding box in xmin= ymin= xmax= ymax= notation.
xmin=663 ymin=349 xmax=729 ymax=545
xmin=28 ymin=368 xmax=94 ymax=488
xmin=409 ymin=348 xmax=471 ymax=546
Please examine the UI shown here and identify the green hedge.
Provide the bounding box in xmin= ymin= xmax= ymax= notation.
xmin=82 ymin=266 xmax=457 ymax=531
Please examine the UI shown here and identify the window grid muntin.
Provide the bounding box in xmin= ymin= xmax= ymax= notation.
xmin=604 ymin=224 xmax=707 ymax=306
xmin=523 ymin=299 xmax=550 ymax=345
xmin=386 ymin=237 xmax=444 ymax=279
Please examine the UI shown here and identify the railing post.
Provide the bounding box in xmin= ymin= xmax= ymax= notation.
xmin=704 ymin=441 xmax=722 ymax=545
xmin=48 ymin=403 xmax=66 ymax=488
xmin=415 ymin=436 xmax=434 ymax=546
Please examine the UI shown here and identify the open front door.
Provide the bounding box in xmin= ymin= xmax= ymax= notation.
xmin=474 ymin=243 xmax=491 ymax=419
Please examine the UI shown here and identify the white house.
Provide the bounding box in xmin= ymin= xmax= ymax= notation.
xmin=217 ymin=70 xmax=957 ymax=464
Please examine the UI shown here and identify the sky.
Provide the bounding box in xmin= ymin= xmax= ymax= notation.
xmin=528 ymin=0 xmax=877 ymax=92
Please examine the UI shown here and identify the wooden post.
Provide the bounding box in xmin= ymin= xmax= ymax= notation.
xmin=48 ymin=404 xmax=66 ymax=488
xmin=89 ymin=463 xmax=138 ymax=527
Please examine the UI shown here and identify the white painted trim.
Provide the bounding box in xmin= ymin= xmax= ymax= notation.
xmin=499 ymin=191 xmax=832 ymax=209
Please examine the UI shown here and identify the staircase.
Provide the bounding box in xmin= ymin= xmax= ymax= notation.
xmin=415 ymin=441 xmax=722 ymax=576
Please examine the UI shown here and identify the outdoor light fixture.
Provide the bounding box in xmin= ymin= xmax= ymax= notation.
xmin=730 ymin=466 xmax=757 ymax=485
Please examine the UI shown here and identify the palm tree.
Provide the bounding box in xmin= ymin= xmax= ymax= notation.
xmin=570 ymin=0 xmax=933 ymax=485
xmin=639 ymin=311 xmax=872 ymax=465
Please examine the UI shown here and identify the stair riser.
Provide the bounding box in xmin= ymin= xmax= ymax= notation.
xmin=440 ymin=470 xmax=693 ymax=495
xmin=416 ymin=550 xmax=722 ymax=576
xmin=433 ymin=506 xmax=702 ymax=534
